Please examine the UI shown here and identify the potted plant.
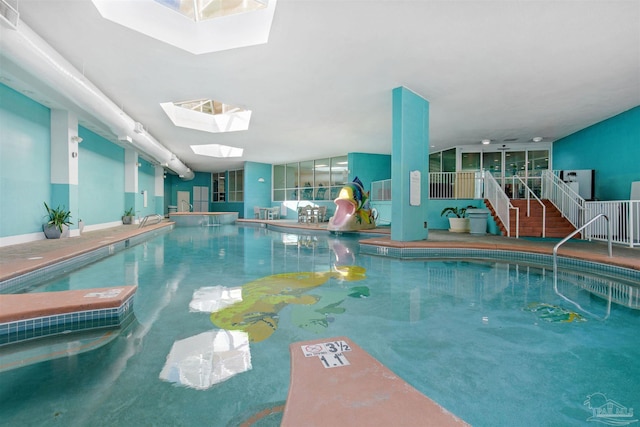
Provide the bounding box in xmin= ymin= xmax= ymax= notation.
xmin=122 ymin=207 xmax=135 ymax=225
xmin=43 ymin=202 xmax=72 ymax=239
xmin=440 ymin=206 xmax=472 ymax=233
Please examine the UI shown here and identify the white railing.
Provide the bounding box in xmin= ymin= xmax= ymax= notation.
xmin=541 ymin=170 xmax=585 ymax=228
xmin=584 ymin=200 xmax=640 ymax=248
xmin=485 ymin=172 xmax=518 ymax=237
xmin=370 ymin=179 xmax=392 ymax=201
xmin=428 ymin=171 xmax=484 ymax=199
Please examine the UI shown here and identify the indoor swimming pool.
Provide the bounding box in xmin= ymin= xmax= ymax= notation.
xmin=1 ymin=225 xmax=639 ymax=426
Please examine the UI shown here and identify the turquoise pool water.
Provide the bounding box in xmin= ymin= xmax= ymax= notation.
xmin=1 ymin=225 xmax=639 ymax=426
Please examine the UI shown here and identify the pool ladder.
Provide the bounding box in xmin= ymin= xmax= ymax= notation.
xmin=139 ymin=214 xmax=163 ymax=229
xmin=552 ymin=213 xmax=613 ymax=320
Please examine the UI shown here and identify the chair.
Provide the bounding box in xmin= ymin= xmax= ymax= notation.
xmin=253 ymin=206 xmax=261 ymax=219
xmin=297 ymin=206 xmax=308 ymax=223
xmin=267 ymin=207 xmax=280 ymax=220
xmin=317 ymin=206 xmax=327 ymax=222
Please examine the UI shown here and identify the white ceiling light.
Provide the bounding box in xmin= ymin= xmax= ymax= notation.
xmin=481 ymin=139 xmax=491 ymax=145
xmin=191 ymin=144 xmax=243 ymax=158
xmin=532 ymin=136 xmax=543 ymax=142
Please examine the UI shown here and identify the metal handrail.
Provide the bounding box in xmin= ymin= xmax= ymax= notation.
xmin=181 ymin=201 xmax=192 ymax=212
xmin=553 ymin=213 xmax=612 ymax=276
xmin=514 ymin=175 xmax=546 ymax=238
xmin=139 ymin=214 xmax=163 ymax=228
xmin=552 ymin=213 xmax=613 ymax=321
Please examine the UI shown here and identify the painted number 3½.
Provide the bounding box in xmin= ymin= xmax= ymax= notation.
xmin=326 ymin=341 xmax=351 ymax=353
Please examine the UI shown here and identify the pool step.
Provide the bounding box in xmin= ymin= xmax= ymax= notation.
xmin=0 ymin=286 xmax=136 ymax=347
xmin=282 ymin=336 xmax=469 ymax=427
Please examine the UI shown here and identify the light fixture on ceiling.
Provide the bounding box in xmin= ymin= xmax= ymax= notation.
xmin=481 ymin=139 xmax=491 ymax=145
xmin=70 ymin=136 xmax=83 ymax=143
xmin=257 ymin=177 xmax=265 ymax=183
xmin=532 ymin=136 xmax=543 ymax=142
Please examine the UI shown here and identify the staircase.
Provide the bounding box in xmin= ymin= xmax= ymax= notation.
xmin=487 ymin=199 xmax=578 ymax=238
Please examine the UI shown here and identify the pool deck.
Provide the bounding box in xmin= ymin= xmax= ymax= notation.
xmin=1 ymin=219 xmax=638 ymax=284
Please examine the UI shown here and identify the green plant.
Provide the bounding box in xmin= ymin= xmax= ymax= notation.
xmin=124 ymin=207 xmax=135 ymax=217
xmin=440 ymin=205 xmax=474 ymax=218
xmin=43 ymin=202 xmax=73 ymax=232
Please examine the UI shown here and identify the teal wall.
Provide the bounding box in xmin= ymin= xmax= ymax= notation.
xmin=553 ymin=106 xmax=640 ymax=200
xmin=0 ymin=85 xmax=51 ymax=237
xmin=78 ymin=127 xmax=125 ymax=224
xmin=0 ymin=83 xmax=167 ymax=241
xmin=348 ymin=153 xmax=391 ymax=195
xmin=243 ymin=161 xmax=272 ymax=218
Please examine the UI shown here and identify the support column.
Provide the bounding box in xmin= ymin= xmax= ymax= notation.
xmin=124 ymin=149 xmax=139 ymax=221
xmin=50 ymin=109 xmax=80 ymax=236
xmin=155 ymin=165 xmax=165 ymax=216
xmin=391 ymin=87 xmax=430 ymax=241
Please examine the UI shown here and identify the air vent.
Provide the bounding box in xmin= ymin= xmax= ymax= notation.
xmin=0 ymin=0 xmax=19 ymax=29
xmin=503 ymin=138 xmax=518 ymax=142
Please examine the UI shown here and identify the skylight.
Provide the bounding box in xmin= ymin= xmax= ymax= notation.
xmin=91 ymin=0 xmax=277 ymax=54
xmin=191 ymin=144 xmax=244 ymax=158
xmin=160 ymin=98 xmax=252 ymax=133
xmin=154 ymin=0 xmax=268 ymax=22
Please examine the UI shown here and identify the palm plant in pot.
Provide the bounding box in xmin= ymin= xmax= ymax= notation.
xmin=440 ymin=205 xmax=472 ymax=233
xmin=122 ymin=207 xmax=135 ymax=225
xmin=43 ymin=202 xmax=72 ymax=239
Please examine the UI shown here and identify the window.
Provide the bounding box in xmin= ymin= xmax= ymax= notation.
xmin=273 ymin=156 xmax=349 ymax=202
xmin=228 ymin=169 xmax=244 ymax=202
xmin=212 ymin=172 xmax=225 ymax=202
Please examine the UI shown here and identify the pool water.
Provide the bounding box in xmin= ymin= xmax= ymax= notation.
xmin=1 ymin=225 xmax=639 ymax=426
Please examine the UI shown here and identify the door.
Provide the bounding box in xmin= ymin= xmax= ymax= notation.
xmin=177 ymin=191 xmax=190 ymax=212
xmin=193 ymin=186 xmax=209 ymax=212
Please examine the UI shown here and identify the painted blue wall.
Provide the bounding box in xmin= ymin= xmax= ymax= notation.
xmin=244 ymin=161 xmax=272 ymax=218
xmin=0 ymin=84 xmax=51 ymax=237
xmin=78 ymin=127 xmax=125 ymax=224
xmin=168 ymin=171 xmax=215 ymax=213
xmin=348 ymin=153 xmax=391 ymax=195
xmin=553 ymin=106 xmax=640 ymax=200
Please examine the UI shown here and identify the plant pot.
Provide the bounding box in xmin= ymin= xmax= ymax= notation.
xmin=448 ymin=217 xmax=470 ymax=233
xmin=43 ymin=224 xmax=69 ymax=239
xmin=122 ymin=216 xmax=134 ymax=225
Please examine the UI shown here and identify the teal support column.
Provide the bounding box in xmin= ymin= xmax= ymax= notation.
xmin=391 ymin=87 xmax=430 ymax=241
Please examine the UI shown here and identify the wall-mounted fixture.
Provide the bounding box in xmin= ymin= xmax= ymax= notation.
xmin=257 ymin=177 xmax=265 ymax=183
xmin=71 ymin=152 xmax=78 ymax=158
xmin=136 ymin=162 xmax=142 ymax=167
xmin=134 ymin=122 xmax=144 ymax=134
xmin=71 ymin=136 xmax=83 ymax=143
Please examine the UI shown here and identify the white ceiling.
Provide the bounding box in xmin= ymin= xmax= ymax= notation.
xmin=4 ymin=0 xmax=640 ymax=174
